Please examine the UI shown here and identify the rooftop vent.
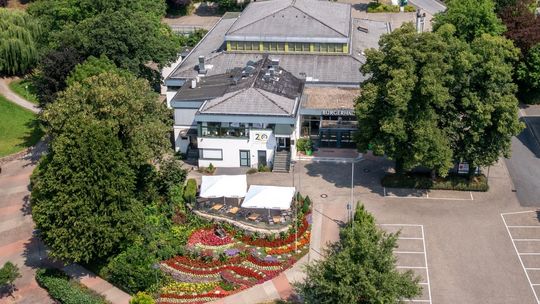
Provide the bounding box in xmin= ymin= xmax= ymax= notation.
xmin=198 ymin=56 xmax=207 ymax=75
xmin=357 ymin=26 xmax=369 ymax=33
xmin=269 ymin=58 xmax=280 ymax=70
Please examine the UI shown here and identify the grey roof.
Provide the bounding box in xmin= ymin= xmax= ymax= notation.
xmin=225 ymin=0 xmax=351 ymax=40
xmin=166 ymin=2 xmax=390 ymax=85
xmin=200 ymin=88 xmax=296 ymax=116
xmin=176 ymin=57 xmax=303 ymax=116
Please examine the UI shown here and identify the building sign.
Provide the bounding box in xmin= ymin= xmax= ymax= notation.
xmin=322 ymin=109 xmax=355 ymax=116
xmin=250 ymin=129 xmax=272 ymax=143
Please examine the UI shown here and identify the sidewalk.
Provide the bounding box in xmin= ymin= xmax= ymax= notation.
xmin=0 ymin=78 xmax=39 ymax=114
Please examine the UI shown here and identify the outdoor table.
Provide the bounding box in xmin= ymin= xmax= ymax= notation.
xmin=272 ymin=215 xmax=282 ymax=223
xmin=229 ymin=207 xmax=240 ymax=214
xmin=211 ymin=204 xmax=224 ymax=211
xmin=247 ymin=213 xmax=260 ymax=221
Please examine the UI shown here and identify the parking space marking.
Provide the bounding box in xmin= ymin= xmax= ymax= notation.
xmin=501 ymin=211 xmax=540 ymax=303
xmin=383 ymin=187 xmax=474 ymax=201
xmin=379 ymin=224 xmax=432 ymax=304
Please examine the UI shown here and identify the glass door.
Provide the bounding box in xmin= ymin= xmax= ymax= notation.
xmin=239 ymin=150 xmax=250 ymax=167
xmin=258 ymin=150 xmax=267 ymax=166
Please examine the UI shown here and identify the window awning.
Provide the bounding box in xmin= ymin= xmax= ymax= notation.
xmin=241 ymin=185 xmax=296 ymax=210
xmin=200 ymin=175 xmax=247 ymax=198
xmin=274 ymin=124 xmax=293 ymax=136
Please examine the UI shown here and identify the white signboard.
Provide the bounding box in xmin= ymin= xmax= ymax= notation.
xmin=322 ymin=109 xmax=355 ymax=116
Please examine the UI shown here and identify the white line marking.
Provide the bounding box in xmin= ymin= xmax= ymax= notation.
xmin=470 ymin=191 xmax=474 ymax=200
xmin=501 ymin=210 xmax=538 ymax=216
xmin=379 ymin=224 xmax=423 ymax=227
xmin=383 ymin=187 xmax=387 ymax=197
xmin=515 ymin=239 xmax=540 ymax=242
xmin=421 ymin=225 xmax=432 ymax=304
xmin=401 ymin=300 xmax=431 ymax=303
xmin=527 ymin=268 xmax=540 ymax=271
xmin=502 ymin=213 xmax=540 ymax=303
xmin=399 ymin=237 xmax=424 ymax=240
xmin=385 ymin=195 xmax=473 ymax=201
xmin=521 ymin=253 xmax=540 ymax=256
xmin=508 ymin=226 xmax=540 ymax=228
xmin=396 ymin=266 xmax=427 ymax=269
xmin=395 ymin=251 xmax=425 ymax=254
xmin=426 ymin=192 xmax=429 ymax=198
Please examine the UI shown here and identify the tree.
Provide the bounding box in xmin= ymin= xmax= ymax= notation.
xmin=499 ymin=0 xmax=540 ymax=53
xmin=355 ymin=24 xmax=457 ymax=176
xmin=42 ymin=72 xmax=171 ymax=167
xmin=433 ymin=0 xmax=505 ymax=42
xmin=130 ymin=292 xmax=155 ymax=304
xmin=66 ymin=55 xmax=130 ymax=86
xmin=0 ymin=9 xmax=41 ymax=75
xmin=517 ymin=43 xmax=540 ymax=93
xmin=295 ymin=204 xmax=421 ymax=303
xmin=356 ymin=24 xmax=522 ymax=176
xmin=0 ymin=262 xmax=21 ymax=288
xmin=32 ymin=46 xmax=84 ymax=106
xmin=31 ymin=122 xmax=144 ymax=263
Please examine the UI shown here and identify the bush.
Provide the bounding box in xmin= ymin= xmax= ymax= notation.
xmin=130 ymin=292 xmax=155 ymax=304
xmin=258 ymin=164 xmax=271 ymax=172
xmin=35 ymin=268 xmax=107 ymax=304
xmin=246 ymin=168 xmax=258 ymax=174
xmin=169 ymin=184 xmax=185 ymax=213
xmin=302 ymin=196 xmax=311 ymax=213
xmin=367 ymin=2 xmax=415 ymax=13
xmin=183 ymin=178 xmax=197 ymax=204
xmin=381 ymin=172 xmax=489 ymax=191
xmin=159 ymin=158 xmax=187 ymax=195
xmin=296 ymin=138 xmax=308 ymax=152
xmin=0 ymin=262 xmax=20 ymax=287
xmin=101 ymin=246 xmax=162 ymax=294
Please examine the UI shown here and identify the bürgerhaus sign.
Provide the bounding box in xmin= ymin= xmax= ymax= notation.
xmin=322 ymin=110 xmax=355 ymax=116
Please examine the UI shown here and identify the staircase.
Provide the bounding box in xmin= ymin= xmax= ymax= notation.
xmin=272 ymin=150 xmax=291 ymax=173
xmin=186 ymin=147 xmax=199 ymax=160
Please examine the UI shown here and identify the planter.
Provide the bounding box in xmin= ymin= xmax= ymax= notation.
xmin=305 ymin=150 xmax=313 ymax=156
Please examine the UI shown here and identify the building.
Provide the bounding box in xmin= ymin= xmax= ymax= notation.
xmin=165 ymin=0 xmax=389 ymax=169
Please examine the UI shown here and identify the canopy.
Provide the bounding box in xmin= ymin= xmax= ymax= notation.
xmin=200 ymin=175 xmax=247 ymax=198
xmin=241 ymin=185 xmax=296 ymax=210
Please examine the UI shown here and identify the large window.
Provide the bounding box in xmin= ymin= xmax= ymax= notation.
xmin=289 ymin=42 xmax=310 ymax=52
xmin=231 ymin=41 xmax=345 ymax=53
xmin=200 ymin=149 xmax=223 ymax=160
xmin=200 ymin=122 xmax=250 ymax=138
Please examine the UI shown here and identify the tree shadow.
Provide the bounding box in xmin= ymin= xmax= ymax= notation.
xmin=21 ymin=230 xmax=62 ymax=272
xmin=517 ymin=117 xmax=540 ymax=158
xmin=0 ymin=285 xmax=18 ymax=300
xmin=352 ymin=3 xmax=369 ymax=12
xmin=20 ymin=194 xmax=32 ymax=216
xmin=303 ymin=156 xmax=392 ymax=197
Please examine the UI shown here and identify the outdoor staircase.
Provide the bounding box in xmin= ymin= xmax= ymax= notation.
xmin=186 ymin=147 xmax=199 ymax=160
xmin=272 ymin=150 xmax=291 ymax=173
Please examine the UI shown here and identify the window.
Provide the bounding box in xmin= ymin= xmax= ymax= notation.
xmin=277 ymin=42 xmax=285 ymax=51
xmin=200 ymin=149 xmax=223 ymax=160
xmin=328 ymin=43 xmax=335 ymax=52
xmin=229 ymin=41 xmax=237 ymax=51
xmin=200 ymin=122 xmax=249 ymax=138
xmin=313 ymin=43 xmax=321 ymax=52
xmin=303 ymin=43 xmax=310 ymax=51
xmin=335 ymin=44 xmax=344 ymax=52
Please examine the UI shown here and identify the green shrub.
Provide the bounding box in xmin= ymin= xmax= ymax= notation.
xmin=258 ymin=164 xmax=271 ymax=172
xmin=296 ymin=138 xmax=308 ymax=152
xmin=367 ymin=2 xmax=399 ymax=12
xmin=302 ymin=196 xmax=311 ymax=213
xmin=130 ymin=292 xmax=155 ymax=304
xmin=381 ymin=172 xmax=489 ymax=191
xmin=183 ymin=178 xmax=197 ymax=204
xmin=0 ymin=262 xmax=20 ymax=287
xmin=35 ymin=268 xmax=107 ymax=304
xmin=101 ymin=246 xmax=162 ymax=294
xmin=158 ymin=158 xmax=187 ymax=195
xmin=169 ymin=184 xmax=185 ymax=212
xmin=246 ymin=168 xmax=258 ymax=174
xmin=404 ymin=4 xmax=416 ymax=12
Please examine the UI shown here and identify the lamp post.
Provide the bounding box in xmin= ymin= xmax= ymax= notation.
xmin=291 ymin=161 xmax=298 ymax=252
xmin=350 ymin=157 xmax=362 ymax=228
xmin=151 ymin=263 xmax=160 ymax=285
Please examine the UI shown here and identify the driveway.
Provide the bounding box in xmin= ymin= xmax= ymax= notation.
xmin=277 ymin=156 xmax=536 ymax=304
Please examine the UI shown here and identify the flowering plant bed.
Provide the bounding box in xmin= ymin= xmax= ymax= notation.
xmin=158 ymin=212 xmax=312 ymax=304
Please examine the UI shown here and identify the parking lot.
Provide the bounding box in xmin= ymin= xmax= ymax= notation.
xmin=379 ymin=224 xmax=432 ymax=303
xmin=502 ymin=210 xmax=540 ymax=303
xmin=384 ymin=188 xmax=474 ymax=201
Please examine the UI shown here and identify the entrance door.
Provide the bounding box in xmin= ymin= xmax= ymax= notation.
xmin=277 ymin=137 xmax=290 ymax=151
xmin=258 ymin=150 xmax=267 ymax=167
xmin=239 ymin=150 xmax=250 ymax=167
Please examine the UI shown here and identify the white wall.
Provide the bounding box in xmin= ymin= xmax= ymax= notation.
xmin=197 ymin=130 xmax=276 ymax=168
xmin=173 ymin=127 xmax=190 ymax=153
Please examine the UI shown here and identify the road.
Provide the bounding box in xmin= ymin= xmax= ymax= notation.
xmin=505 ymin=117 xmax=540 ymax=207
xmin=410 ymin=0 xmax=446 ymax=14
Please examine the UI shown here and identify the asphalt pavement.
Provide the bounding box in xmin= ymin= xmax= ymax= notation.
xmin=410 ymin=0 xmax=446 ymax=14
xmin=505 ymin=117 xmax=540 ymax=207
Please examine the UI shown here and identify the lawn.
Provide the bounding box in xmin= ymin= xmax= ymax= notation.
xmin=8 ymin=78 xmax=39 ymax=104
xmin=0 ymin=95 xmax=43 ymax=158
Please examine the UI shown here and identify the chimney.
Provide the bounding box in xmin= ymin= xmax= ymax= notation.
xmin=191 ymin=78 xmax=197 ymax=89
xmin=270 ymin=58 xmax=280 ymax=70
xmin=198 ymin=56 xmax=207 ymax=74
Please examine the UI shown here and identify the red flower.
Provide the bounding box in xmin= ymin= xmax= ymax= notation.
xmin=188 ymin=229 xmax=233 ymax=247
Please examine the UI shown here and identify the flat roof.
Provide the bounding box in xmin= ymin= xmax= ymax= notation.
xmin=302 ymin=87 xmax=358 ymax=110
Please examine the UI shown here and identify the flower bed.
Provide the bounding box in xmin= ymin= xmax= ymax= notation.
xmin=159 ymin=212 xmax=312 ymax=303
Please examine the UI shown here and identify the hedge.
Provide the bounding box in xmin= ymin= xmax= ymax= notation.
xmin=381 ymin=172 xmax=489 ymax=192
xmin=183 ymin=178 xmax=197 ymax=204
xmin=35 ymin=268 xmax=108 ymax=304
xmin=367 ymin=2 xmax=416 ymax=13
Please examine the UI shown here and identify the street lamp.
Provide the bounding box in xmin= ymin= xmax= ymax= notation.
xmin=151 ymin=263 xmax=160 ymax=285
xmin=350 ymin=156 xmax=363 ymax=228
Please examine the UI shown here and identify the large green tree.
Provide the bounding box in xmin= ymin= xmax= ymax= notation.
xmin=31 ymin=122 xmax=144 ymax=263
xmin=66 ymin=55 xmax=130 ymax=87
xmin=295 ymin=204 xmax=421 ymax=303
xmin=356 ymin=24 xmax=522 ymax=175
xmin=433 ymin=0 xmax=505 ymax=42
xmin=42 ymin=72 xmax=171 ymax=166
xmin=0 ymin=9 xmax=41 ymax=75
xmin=517 ymin=44 xmax=540 ymax=93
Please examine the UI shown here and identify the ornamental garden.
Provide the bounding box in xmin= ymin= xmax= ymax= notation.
xmin=157 ymin=180 xmax=312 ymax=304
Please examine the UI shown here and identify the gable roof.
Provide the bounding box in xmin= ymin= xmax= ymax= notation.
xmin=200 ymin=87 xmax=296 ymax=116
xmin=226 ymin=0 xmax=351 ymax=39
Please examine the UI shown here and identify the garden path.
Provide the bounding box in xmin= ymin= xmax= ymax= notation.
xmin=0 ymin=78 xmax=39 ymax=114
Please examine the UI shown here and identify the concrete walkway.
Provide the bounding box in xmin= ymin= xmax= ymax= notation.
xmin=0 ymin=78 xmax=39 ymax=114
